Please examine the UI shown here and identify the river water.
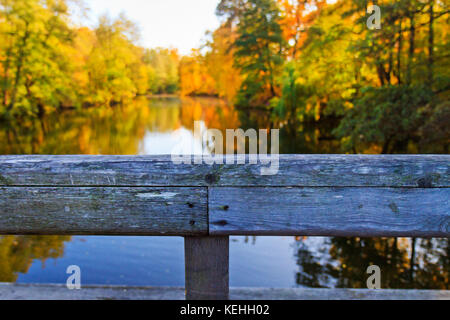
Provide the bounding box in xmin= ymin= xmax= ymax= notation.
xmin=0 ymin=97 xmax=447 ymax=289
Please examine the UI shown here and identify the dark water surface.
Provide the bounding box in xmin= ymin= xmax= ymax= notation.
xmin=0 ymin=97 xmax=448 ymax=288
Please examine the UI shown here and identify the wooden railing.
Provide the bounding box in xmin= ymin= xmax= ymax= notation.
xmin=0 ymin=155 xmax=449 ymax=299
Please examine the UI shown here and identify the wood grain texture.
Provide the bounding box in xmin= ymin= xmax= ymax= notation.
xmin=209 ymin=187 xmax=450 ymax=237
xmin=185 ymin=236 xmax=229 ymax=300
xmin=0 ymin=187 xmax=207 ymax=235
xmin=0 ymin=283 xmax=449 ymax=300
xmin=0 ymin=155 xmax=448 ymax=187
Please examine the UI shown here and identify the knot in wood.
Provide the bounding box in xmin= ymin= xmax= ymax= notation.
xmin=205 ymin=173 xmax=219 ymax=185
xmin=417 ymin=175 xmax=433 ymax=188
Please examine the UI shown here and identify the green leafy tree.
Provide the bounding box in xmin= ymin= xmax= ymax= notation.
xmin=84 ymin=14 xmax=148 ymax=106
xmin=233 ymin=0 xmax=285 ymax=107
xmin=144 ymin=48 xmax=180 ymax=94
xmin=271 ymin=61 xmax=308 ymax=126
xmin=335 ymin=85 xmax=433 ymax=154
xmin=0 ymin=0 xmax=75 ymax=116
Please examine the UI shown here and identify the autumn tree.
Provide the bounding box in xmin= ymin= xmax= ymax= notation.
xmin=179 ymin=50 xmax=217 ymax=97
xmin=233 ymin=0 xmax=285 ymax=107
xmin=84 ymin=14 xmax=149 ymax=106
xmin=334 ymin=0 xmax=449 ymax=153
xmin=204 ymin=25 xmax=242 ymax=102
xmin=0 ymin=0 xmax=75 ymax=116
xmin=278 ymin=0 xmax=326 ymax=59
xmin=144 ymin=48 xmax=180 ymax=94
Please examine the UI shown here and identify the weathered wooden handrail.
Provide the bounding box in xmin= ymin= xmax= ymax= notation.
xmin=0 ymin=155 xmax=449 ymax=299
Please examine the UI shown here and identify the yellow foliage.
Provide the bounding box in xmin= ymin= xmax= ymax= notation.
xmin=204 ymin=26 xmax=242 ymax=102
xmin=179 ymin=50 xmax=217 ymax=97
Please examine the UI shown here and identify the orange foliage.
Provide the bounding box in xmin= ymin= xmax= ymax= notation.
xmin=179 ymin=50 xmax=217 ymax=97
xmin=204 ymin=26 xmax=242 ymax=102
xmin=278 ymin=0 xmax=326 ymax=58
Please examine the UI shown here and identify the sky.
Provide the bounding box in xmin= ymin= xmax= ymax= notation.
xmin=79 ymin=0 xmax=221 ymax=54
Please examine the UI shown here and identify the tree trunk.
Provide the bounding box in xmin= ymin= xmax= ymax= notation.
xmin=396 ymin=19 xmax=403 ymax=84
xmin=381 ymin=136 xmax=392 ymax=154
xmin=406 ymin=11 xmax=415 ymax=85
xmin=410 ymin=237 xmax=416 ymax=284
xmin=8 ymin=21 xmax=31 ymax=111
xmin=427 ymin=1 xmax=434 ymax=87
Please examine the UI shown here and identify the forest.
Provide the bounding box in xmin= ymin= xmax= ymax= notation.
xmin=0 ymin=0 xmax=449 ymax=154
xmin=0 ymin=0 xmax=180 ymax=114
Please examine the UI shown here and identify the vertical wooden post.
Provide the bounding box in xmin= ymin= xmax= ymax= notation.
xmin=184 ymin=236 xmax=229 ymax=300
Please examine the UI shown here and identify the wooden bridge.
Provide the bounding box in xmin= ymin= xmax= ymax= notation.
xmin=0 ymin=155 xmax=449 ymax=300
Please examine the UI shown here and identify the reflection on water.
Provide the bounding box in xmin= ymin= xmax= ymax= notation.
xmin=0 ymin=236 xmax=70 ymax=282
xmin=294 ymin=237 xmax=449 ymax=289
xmin=0 ymin=97 xmax=448 ymax=288
xmin=0 ymin=97 xmax=238 ymax=155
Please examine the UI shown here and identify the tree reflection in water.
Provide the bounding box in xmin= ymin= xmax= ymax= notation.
xmin=0 ymin=236 xmax=70 ymax=282
xmin=294 ymin=237 xmax=449 ymax=289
